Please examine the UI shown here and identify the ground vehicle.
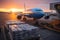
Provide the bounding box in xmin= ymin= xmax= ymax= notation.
xmin=5 ymin=20 xmax=40 ymax=40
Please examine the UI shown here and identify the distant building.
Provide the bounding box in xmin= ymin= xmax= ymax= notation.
xmin=50 ymin=2 xmax=60 ymax=13
xmin=50 ymin=2 xmax=60 ymax=10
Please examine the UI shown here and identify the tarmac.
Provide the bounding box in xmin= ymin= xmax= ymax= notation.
xmin=0 ymin=12 xmax=60 ymax=40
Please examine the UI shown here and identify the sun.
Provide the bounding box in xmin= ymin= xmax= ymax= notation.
xmin=10 ymin=8 xmax=19 ymax=12
xmin=9 ymin=8 xmax=24 ymax=12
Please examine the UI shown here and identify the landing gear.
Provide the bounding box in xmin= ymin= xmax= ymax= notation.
xmin=33 ymin=18 xmax=39 ymax=26
xmin=23 ymin=17 xmax=27 ymax=21
xmin=44 ymin=15 xmax=50 ymax=19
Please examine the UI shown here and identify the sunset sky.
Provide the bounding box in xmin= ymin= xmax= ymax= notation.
xmin=0 ymin=0 xmax=60 ymax=12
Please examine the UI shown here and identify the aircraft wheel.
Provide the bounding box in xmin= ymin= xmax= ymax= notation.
xmin=17 ymin=16 xmax=22 ymax=20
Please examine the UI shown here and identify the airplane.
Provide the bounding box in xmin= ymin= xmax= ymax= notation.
xmin=17 ymin=8 xmax=45 ymax=21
